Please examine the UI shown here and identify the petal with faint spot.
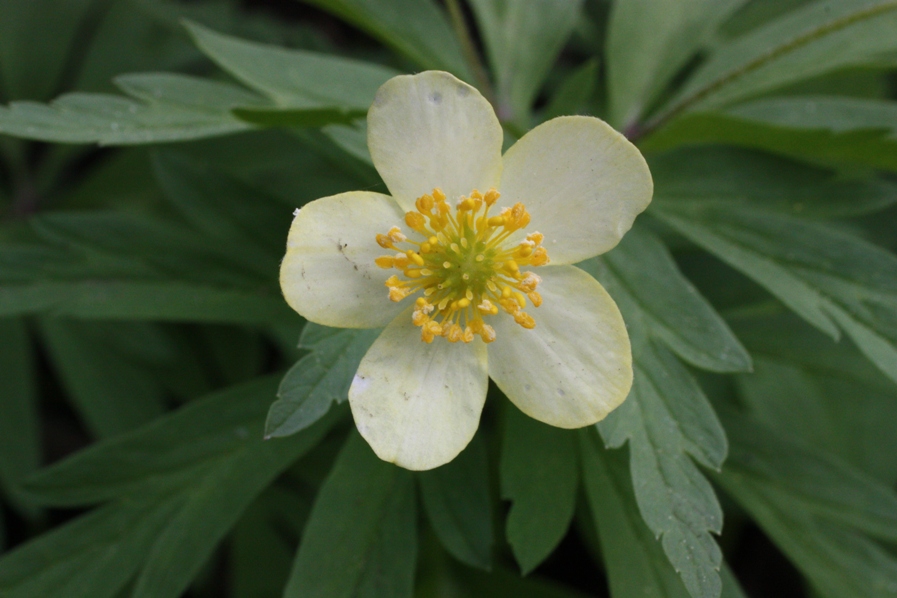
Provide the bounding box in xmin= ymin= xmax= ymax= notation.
xmin=280 ymin=191 xmax=406 ymax=328
xmin=367 ymin=71 xmax=504 ymax=211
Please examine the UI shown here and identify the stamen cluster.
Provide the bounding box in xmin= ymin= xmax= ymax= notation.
xmin=375 ymin=188 xmax=549 ymax=343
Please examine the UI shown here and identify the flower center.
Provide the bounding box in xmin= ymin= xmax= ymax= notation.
xmin=374 ymin=188 xmax=549 ymax=344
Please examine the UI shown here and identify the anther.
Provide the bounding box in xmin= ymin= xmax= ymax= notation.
xmin=406 ymin=250 xmax=424 ymax=266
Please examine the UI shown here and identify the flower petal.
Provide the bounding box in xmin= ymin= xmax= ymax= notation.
xmin=280 ymin=191 xmax=406 ymax=328
xmin=349 ymin=308 xmax=489 ymax=470
xmin=498 ymin=115 xmax=653 ymax=264
xmin=367 ymin=71 xmax=504 ymax=211
xmin=488 ymin=265 xmax=632 ymax=428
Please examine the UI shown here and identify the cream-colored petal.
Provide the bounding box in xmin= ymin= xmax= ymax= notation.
xmin=488 ymin=265 xmax=632 ymax=428
xmin=498 ymin=115 xmax=653 ymax=265
xmin=367 ymin=71 xmax=504 ymax=212
xmin=349 ymin=308 xmax=489 ymax=470
xmin=280 ymin=191 xmax=407 ymax=328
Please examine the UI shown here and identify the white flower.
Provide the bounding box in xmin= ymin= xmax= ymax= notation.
xmin=280 ymin=71 xmax=653 ymax=470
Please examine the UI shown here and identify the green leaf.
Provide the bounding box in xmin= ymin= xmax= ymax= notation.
xmin=30 ymin=211 xmax=270 ymax=284
xmin=38 ymin=319 xmax=168 ymax=438
xmin=419 ymin=433 xmax=493 ymax=570
xmin=266 ymin=325 xmax=380 ymax=438
xmin=442 ymin=562 xmax=594 ymax=598
xmin=644 ymin=96 xmax=897 ymax=172
xmin=284 ymin=431 xmax=417 ymax=598
xmin=595 ymin=338 xmax=726 ymax=598
xmin=321 ymin=122 xmax=374 ymax=165
xmin=0 ymin=490 xmax=181 ymax=598
xmin=500 ymin=406 xmax=577 ymax=574
xmin=24 ymin=375 xmax=291 ymax=506
xmin=649 ymin=146 xmax=897 ymax=218
xmin=606 ymin=0 xmax=747 ymax=127
xmin=717 ymin=464 xmax=897 ymax=598
xmin=0 ymin=74 xmax=263 ymax=145
xmin=653 ymin=203 xmax=897 ymax=384
xmin=582 ymin=226 xmax=751 ymax=373
xmin=541 ymin=59 xmax=598 ymax=122
xmin=298 ymin=0 xmax=471 ymax=78
xmin=580 ymin=430 xmax=692 ymax=598
xmin=0 ymin=0 xmax=97 ymax=101
xmin=0 ymin=317 xmax=39 ymax=510
xmin=130 ymin=416 xmax=330 ymax=598
xmin=728 ymin=311 xmax=897 ymax=482
xmin=230 ymin=486 xmax=313 ymax=598
xmin=0 ymin=211 xmax=295 ymax=324
xmin=151 ymin=150 xmax=290 ymax=257
xmin=720 ymin=566 xmax=749 ymax=598
xmin=721 ymin=410 xmax=897 ymax=543
xmin=232 ymin=106 xmax=365 ymax=127
xmin=14 ymin=376 xmax=335 ymax=598
xmin=71 ymin=0 xmax=212 ymax=94
xmin=0 ymin=278 xmax=296 ymax=324
xmin=184 ymin=20 xmax=399 ymax=110
xmin=467 ymin=0 xmax=583 ymax=122
xmin=653 ymin=0 xmax=897 ymax=123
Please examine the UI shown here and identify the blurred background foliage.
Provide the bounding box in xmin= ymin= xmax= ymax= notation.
xmin=1 ymin=0 xmax=897 ymax=597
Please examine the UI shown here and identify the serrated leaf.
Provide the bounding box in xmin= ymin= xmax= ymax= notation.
xmin=266 ymin=326 xmax=380 ymax=438
xmin=606 ymin=0 xmax=747 ymax=128
xmin=582 ymin=226 xmax=751 ymax=373
xmin=500 ymin=406 xmax=577 ymax=574
xmin=717 ymin=466 xmax=897 ymax=598
xmin=284 ymin=431 xmax=417 ymax=598
xmin=184 ymin=20 xmax=398 ymax=110
xmin=653 ymin=203 xmax=897 ymax=385
xmin=649 ymin=146 xmax=897 ymax=218
xmin=298 ymin=0 xmax=471 ymax=78
xmin=720 ymin=409 xmax=897 ymax=543
xmin=596 ymin=338 xmax=726 ymax=598
xmin=579 ymin=430 xmax=692 ymax=598
xmin=0 ymin=74 xmax=263 ymax=145
xmin=467 ymin=0 xmax=583 ymax=122
xmin=38 ymin=319 xmax=168 ymax=438
xmin=654 ymin=0 xmax=897 ymax=123
xmin=644 ymin=96 xmax=897 ymax=172
xmin=419 ymin=433 xmax=493 ymax=570
xmin=0 ymin=317 xmax=39 ymax=511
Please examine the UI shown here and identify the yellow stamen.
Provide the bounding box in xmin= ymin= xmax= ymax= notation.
xmin=373 ymin=187 xmax=550 ymax=343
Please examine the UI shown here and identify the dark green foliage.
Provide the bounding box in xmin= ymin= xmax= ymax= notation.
xmin=419 ymin=433 xmax=493 ymax=570
xmin=1 ymin=0 xmax=897 ymax=596
xmin=501 ymin=406 xmax=578 ymax=574
xmin=284 ymin=431 xmax=417 ymax=598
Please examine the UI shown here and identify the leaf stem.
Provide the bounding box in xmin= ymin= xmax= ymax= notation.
xmin=636 ymin=1 xmax=897 ymax=142
xmin=445 ymin=0 xmax=495 ymax=106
